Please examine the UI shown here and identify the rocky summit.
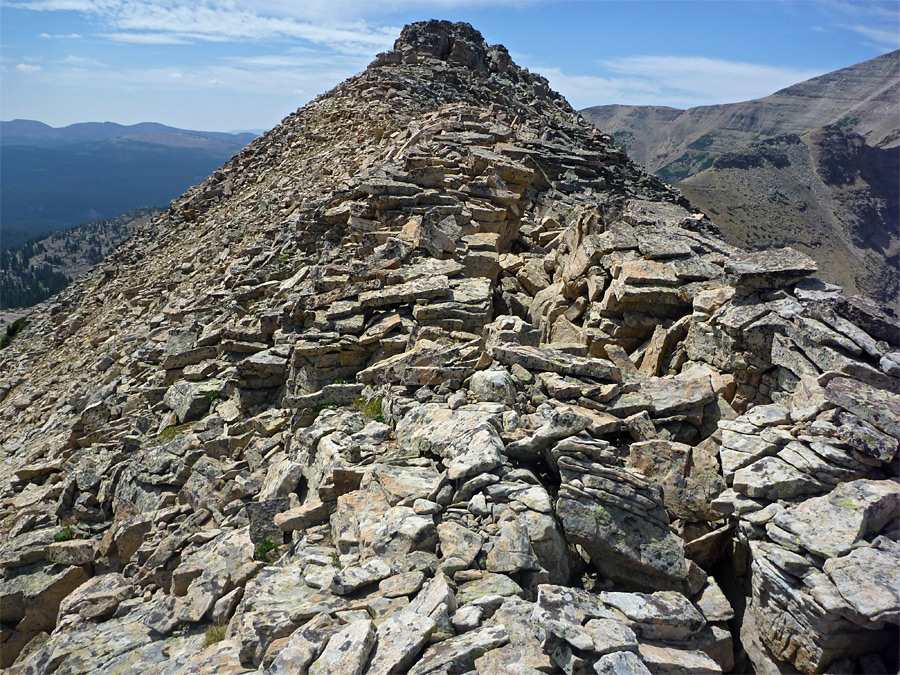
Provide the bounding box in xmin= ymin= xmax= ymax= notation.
xmin=1 ymin=20 xmax=898 ymax=675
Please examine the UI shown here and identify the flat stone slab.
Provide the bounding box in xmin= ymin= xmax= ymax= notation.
xmin=725 ymin=247 xmax=817 ymax=289
xmin=825 ymin=377 xmax=900 ymax=440
xmin=360 ymin=275 xmax=450 ymax=309
xmin=823 ymin=541 xmax=900 ymax=623
xmin=557 ymin=489 xmax=687 ymax=591
xmin=638 ymin=643 xmax=722 ymax=675
xmin=308 ymin=619 xmax=375 ymax=675
xmin=491 ymin=344 xmax=621 ymax=382
xmin=607 ymin=373 xmax=714 ymax=418
xmin=331 ymin=558 xmax=392 ymax=595
xmin=595 ymin=651 xmax=652 ymax=675
xmin=771 ymin=479 xmax=900 ymax=558
xmin=456 ymin=573 xmax=524 ymax=605
xmin=837 ymin=412 xmax=899 ymax=463
xmin=366 ymin=611 xmax=437 ymax=675
xmin=600 ymin=590 xmax=705 ymax=641
xmin=396 ymin=404 xmax=500 ymax=457
xmin=732 ymin=456 xmax=825 ymax=501
xmin=408 ymin=624 xmax=508 ymax=675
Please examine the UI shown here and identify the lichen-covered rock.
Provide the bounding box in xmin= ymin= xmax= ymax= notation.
xmin=308 ymin=619 xmax=375 ymax=675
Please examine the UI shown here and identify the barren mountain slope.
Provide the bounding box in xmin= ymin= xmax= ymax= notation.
xmin=581 ymin=50 xmax=899 ymax=182
xmin=679 ymin=126 xmax=900 ymax=311
xmin=1 ymin=21 xmax=898 ymax=675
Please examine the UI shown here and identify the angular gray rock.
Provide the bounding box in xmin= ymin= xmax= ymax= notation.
xmin=308 ymin=619 xmax=376 ymax=675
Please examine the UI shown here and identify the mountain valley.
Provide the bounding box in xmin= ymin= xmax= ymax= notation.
xmin=679 ymin=125 xmax=899 ymax=311
xmin=0 ymin=121 xmax=255 ymax=249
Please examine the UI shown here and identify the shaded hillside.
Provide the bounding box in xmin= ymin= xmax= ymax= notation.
xmin=0 ymin=123 xmax=254 ymax=249
xmin=678 ymin=126 xmax=899 ymax=311
xmin=0 ymin=207 xmax=159 ymax=310
xmin=581 ymin=50 xmax=899 ymax=183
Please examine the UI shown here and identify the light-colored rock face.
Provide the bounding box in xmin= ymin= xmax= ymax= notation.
xmin=2 ymin=18 xmax=899 ymax=675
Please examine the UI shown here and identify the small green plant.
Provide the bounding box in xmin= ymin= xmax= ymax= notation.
xmin=54 ymin=526 xmax=78 ymax=542
xmin=202 ymin=620 xmax=228 ymax=647
xmin=152 ymin=423 xmax=191 ymax=445
xmin=255 ymin=539 xmax=278 ymax=562
xmin=333 ymin=378 xmax=349 ymax=385
xmin=0 ymin=317 xmax=28 ymax=349
xmin=353 ymin=396 xmax=383 ymax=422
xmin=204 ymin=389 xmax=221 ymax=403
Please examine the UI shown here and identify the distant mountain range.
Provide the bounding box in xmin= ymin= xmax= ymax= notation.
xmin=581 ymin=50 xmax=899 ymax=310
xmin=581 ymin=50 xmax=899 ymax=183
xmin=0 ymin=119 xmax=256 ymax=149
xmin=0 ymin=120 xmax=258 ymax=249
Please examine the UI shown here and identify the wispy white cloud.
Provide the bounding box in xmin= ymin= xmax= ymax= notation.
xmin=15 ymin=63 xmax=43 ymax=72
xmin=99 ymin=32 xmax=191 ymax=45
xmin=538 ymin=56 xmax=823 ymax=110
xmin=9 ymin=0 xmax=401 ymax=53
xmin=60 ymin=54 xmax=104 ymax=65
xmin=39 ymin=54 xmax=365 ymax=100
xmin=38 ymin=31 xmax=82 ymax=38
xmin=6 ymin=1 xmax=120 ymax=10
xmin=811 ymin=0 xmax=899 ymax=52
xmin=843 ymin=24 xmax=900 ymax=52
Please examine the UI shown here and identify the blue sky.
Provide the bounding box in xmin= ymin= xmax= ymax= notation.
xmin=2 ymin=0 xmax=898 ymax=132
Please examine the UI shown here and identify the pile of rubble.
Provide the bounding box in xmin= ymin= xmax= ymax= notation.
xmin=1 ymin=20 xmax=897 ymax=675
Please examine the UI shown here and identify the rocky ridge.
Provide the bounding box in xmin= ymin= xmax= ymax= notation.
xmin=1 ymin=21 xmax=898 ymax=675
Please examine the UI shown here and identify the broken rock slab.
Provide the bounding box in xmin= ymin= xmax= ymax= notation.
xmin=725 ymin=247 xmax=817 ymax=290
xmin=308 ymin=619 xmax=376 ymax=675
xmin=824 ymin=376 xmax=900 ymax=441
xmin=491 ymin=343 xmax=621 ymax=382
xmin=823 ymin=539 xmax=900 ymax=624
xmin=770 ymin=479 xmax=900 ymax=559
xmin=556 ymin=472 xmax=688 ymax=591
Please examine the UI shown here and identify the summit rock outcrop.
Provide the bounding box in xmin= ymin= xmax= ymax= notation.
xmin=1 ymin=21 xmax=898 ymax=675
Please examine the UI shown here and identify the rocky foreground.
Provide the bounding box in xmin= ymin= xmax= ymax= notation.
xmin=1 ymin=21 xmax=898 ymax=675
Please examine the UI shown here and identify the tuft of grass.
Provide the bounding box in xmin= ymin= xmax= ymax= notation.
xmin=152 ymin=423 xmax=191 ymax=445
xmin=353 ymin=396 xmax=383 ymax=422
xmin=202 ymin=621 xmax=228 ymax=647
xmin=204 ymin=389 xmax=221 ymax=403
xmin=255 ymin=540 xmax=278 ymax=562
xmin=54 ymin=526 xmax=78 ymax=543
xmin=333 ymin=378 xmax=349 ymax=385
xmin=0 ymin=317 xmax=28 ymax=350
